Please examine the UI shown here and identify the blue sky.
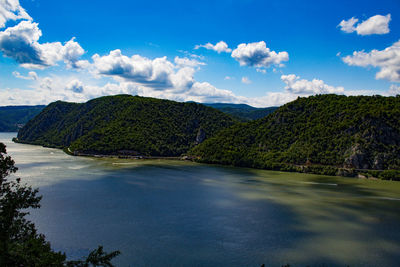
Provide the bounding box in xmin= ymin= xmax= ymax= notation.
xmin=0 ymin=0 xmax=399 ymax=107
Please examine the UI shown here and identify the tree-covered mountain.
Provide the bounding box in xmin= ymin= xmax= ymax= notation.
xmin=203 ymin=103 xmax=278 ymax=121
xmin=15 ymin=95 xmax=237 ymax=157
xmin=191 ymin=94 xmax=400 ymax=179
xmin=0 ymin=105 xmax=45 ymax=132
xmin=0 ymin=102 xmax=274 ymax=133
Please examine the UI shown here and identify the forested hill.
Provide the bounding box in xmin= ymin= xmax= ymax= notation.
xmin=203 ymin=103 xmax=278 ymax=121
xmin=0 ymin=105 xmax=45 ymax=132
xmin=0 ymin=102 xmax=274 ymax=133
xmin=16 ymin=95 xmax=237 ymax=156
xmin=191 ymin=94 xmax=400 ymax=179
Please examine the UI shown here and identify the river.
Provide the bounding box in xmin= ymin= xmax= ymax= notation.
xmin=1 ymin=132 xmax=400 ymax=266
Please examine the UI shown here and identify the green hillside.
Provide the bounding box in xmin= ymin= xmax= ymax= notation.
xmin=203 ymin=103 xmax=278 ymax=121
xmin=191 ymin=94 xmax=400 ymax=179
xmin=16 ymin=95 xmax=237 ymax=156
xmin=0 ymin=102 xmax=274 ymax=133
xmin=0 ymin=105 xmax=45 ymax=132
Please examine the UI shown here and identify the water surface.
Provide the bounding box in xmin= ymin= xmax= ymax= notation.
xmin=2 ymin=133 xmax=400 ymax=266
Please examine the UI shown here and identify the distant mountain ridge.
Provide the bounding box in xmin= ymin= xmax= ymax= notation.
xmin=191 ymin=94 xmax=400 ymax=180
xmin=0 ymin=105 xmax=45 ymax=132
xmin=15 ymin=95 xmax=237 ymax=157
xmin=203 ymin=103 xmax=278 ymax=121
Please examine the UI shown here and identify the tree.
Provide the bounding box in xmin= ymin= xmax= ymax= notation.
xmin=0 ymin=143 xmax=120 ymax=266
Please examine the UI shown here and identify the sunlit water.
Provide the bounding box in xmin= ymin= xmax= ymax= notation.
xmin=2 ymin=132 xmax=400 ymax=266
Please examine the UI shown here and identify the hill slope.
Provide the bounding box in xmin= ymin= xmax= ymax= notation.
xmin=191 ymin=95 xmax=400 ymax=179
xmin=203 ymin=103 xmax=278 ymax=121
xmin=16 ymin=95 xmax=237 ymax=156
xmin=0 ymin=102 xmax=274 ymax=133
xmin=0 ymin=105 xmax=45 ymax=132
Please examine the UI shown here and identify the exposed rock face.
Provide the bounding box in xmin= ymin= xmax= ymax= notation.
xmin=344 ymin=145 xmax=368 ymax=169
xmin=373 ymin=154 xmax=384 ymax=170
xmin=196 ymin=128 xmax=206 ymax=144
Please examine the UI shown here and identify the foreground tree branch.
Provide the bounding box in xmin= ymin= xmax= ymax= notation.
xmin=0 ymin=143 xmax=120 ymax=266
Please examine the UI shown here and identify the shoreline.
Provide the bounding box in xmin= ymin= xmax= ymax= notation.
xmin=12 ymin=138 xmax=399 ymax=181
xmin=72 ymin=151 xmax=184 ymax=161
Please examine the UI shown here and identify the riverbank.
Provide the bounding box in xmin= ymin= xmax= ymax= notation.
xmin=61 ymin=146 xmax=400 ymax=181
xmin=12 ymin=137 xmax=399 ymax=181
xmin=192 ymin=156 xmax=400 ymax=181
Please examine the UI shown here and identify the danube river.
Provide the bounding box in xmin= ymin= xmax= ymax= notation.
xmin=2 ymin=132 xmax=400 ymax=266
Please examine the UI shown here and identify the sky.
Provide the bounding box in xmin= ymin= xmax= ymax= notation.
xmin=0 ymin=0 xmax=399 ymax=107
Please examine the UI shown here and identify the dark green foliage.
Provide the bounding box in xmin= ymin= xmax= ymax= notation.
xmin=192 ymin=95 xmax=400 ymax=179
xmin=0 ymin=105 xmax=45 ymax=132
xmin=0 ymin=143 xmax=61 ymax=266
xmin=0 ymin=143 xmax=120 ymax=266
xmin=364 ymin=170 xmax=400 ymax=181
xmin=204 ymin=103 xmax=278 ymax=121
xmin=16 ymin=95 xmax=237 ymax=156
xmin=66 ymin=246 xmax=121 ymax=267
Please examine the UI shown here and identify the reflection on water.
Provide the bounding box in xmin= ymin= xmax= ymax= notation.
xmin=1 ymin=132 xmax=400 ymax=266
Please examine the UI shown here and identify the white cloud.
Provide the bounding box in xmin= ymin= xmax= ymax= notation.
xmin=241 ymin=76 xmax=251 ymax=84
xmin=184 ymin=82 xmax=240 ymax=103
xmin=0 ymin=20 xmax=86 ymax=69
xmin=190 ymin=54 xmax=204 ymax=60
xmin=246 ymin=92 xmax=298 ymax=107
xmin=1 ymin=70 xmax=384 ymax=109
xmin=177 ymin=50 xmax=205 ymax=60
xmin=39 ymin=76 xmax=52 ymax=90
xmin=61 ymin=38 xmax=88 ymax=68
xmin=12 ymin=70 xmax=37 ymax=80
xmin=231 ymin=41 xmax=288 ymax=69
xmin=256 ymin=68 xmax=266 ymax=74
xmin=92 ymin=49 xmax=198 ymax=91
xmin=389 ymin=84 xmax=400 ymax=95
xmin=66 ymin=79 xmax=84 ymax=93
xmin=338 ymin=14 xmax=391 ymax=35
xmin=281 ymin=74 xmax=345 ymax=94
xmin=342 ymin=40 xmax=400 ymax=82
xmin=0 ymin=0 xmax=31 ymax=28
xmin=224 ymin=76 xmax=233 ymax=80
xmin=174 ymin=56 xmax=205 ymax=68
xmin=338 ymin=17 xmax=359 ymax=33
xmin=194 ymin=41 xmax=232 ymax=53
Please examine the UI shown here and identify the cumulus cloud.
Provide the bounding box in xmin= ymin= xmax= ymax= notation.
xmin=338 ymin=17 xmax=359 ymax=33
xmin=338 ymin=14 xmax=391 ymax=35
xmin=389 ymin=84 xmax=400 ymax=95
xmin=0 ymin=20 xmax=86 ymax=69
xmin=0 ymin=1 xmax=87 ymax=69
xmin=195 ymin=41 xmax=232 ymax=53
xmin=3 ymin=70 xmax=382 ymax=109
xmin=66 ymin=79 xmax=84 ymax=93
xmin=342 ymin=40 xmax=400 ymax=82
xmin=0 ymin=0 xmax=31 ymax=28
xmin=92 ymin=49 xmax=197 ymax=91
xmin=241 ymin=76 xmax=251 ymax=84
xmin=231 ymin=41 xmax=288 ymax=69
xmin=39 ymin=76 xmax=52 ymax=90
xmin=184 ymin=82 xmax=240 ymax=103
xmin=281 ymin=74 xmax=345 ymax=94
xmin=12 ymin=70 xmax=37 ymax=80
